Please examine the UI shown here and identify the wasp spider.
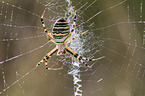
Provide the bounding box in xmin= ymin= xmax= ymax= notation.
xmin=37 ymin=2 xmax=104 ymax=70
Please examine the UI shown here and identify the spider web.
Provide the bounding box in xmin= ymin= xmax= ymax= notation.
xmin=0 ymin=0 xmax=145 ymax=96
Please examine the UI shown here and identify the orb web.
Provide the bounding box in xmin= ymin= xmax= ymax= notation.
xmin=0 ymin=0 xmax=145 ymax=96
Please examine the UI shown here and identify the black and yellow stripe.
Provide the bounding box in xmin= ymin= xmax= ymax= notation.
xmin=65 ymin=46 xmax=105 ymax=68
xmin=37 ymin=47 xmax=58 ymax=69
xmin=65 ymin=46 xmax=91 ymax=68
xmin=41 ymin=8 xmax=54 ymax=39
xmin=52 ymin=18 xmax=70 ymax=42
xmin=37 ymin=47 xmax=63 ymax=70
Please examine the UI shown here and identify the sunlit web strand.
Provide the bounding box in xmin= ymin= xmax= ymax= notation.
xmin=0 ymin=1 xmax=53 ymax=22
xmin=92 ymin=21 xmax=145 ymax=31
xmin=102 ymin=45 xmax=145 ymax=68
xmin=102 ymin=37 xmax=145 ymax=79
xmin=79 ymin=0 xmax=97 ymax=15
xmin=0 ymin=34 xmax=45 ymax=41
xmin=35 ymin=0 xmax=47 ymax=6
xmin=0 ymin=66 xmax=38 ymax=95
xmin=104 ymin=54 xmax=145 ymax=84
xmin=77 ymin=2 xmax=88 ymax=12
xmin=118 ymin=62 xmax=145 ymax=81
xmin=1 ymin=1 xmax=39 ymax=17
xmin=0 ymin=41 xmax=51 ymax=64
xmin=0 ymin=23 xmax=43 ymax=29
xmin=102 ymin=64 xmax=135 ymax=88
xmin=102 ymin=38 xmax=145 ymax=50
xmin=79 ymin=0 xmax=127 ymax=26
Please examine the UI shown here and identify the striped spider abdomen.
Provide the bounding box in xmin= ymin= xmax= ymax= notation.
xmin=52 ymin=18 xmax=70 ymax=43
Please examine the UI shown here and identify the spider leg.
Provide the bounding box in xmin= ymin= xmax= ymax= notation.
xmin=65 ymin=46 xmax=104 ymax=68
xmin=41 ymin=8 xmax=54 ymax=39
xmin=37 ymin=47 xmax=63 ymax=70
xmin=47 ymin=38 xmax=56 ymax=44
xmin=64 ymin=2 xmax=76 ymax=43
xmin=66 ymin=30 xmax=88 ymax=44
xmin=47 ymin=66 xmax=63 ymax=71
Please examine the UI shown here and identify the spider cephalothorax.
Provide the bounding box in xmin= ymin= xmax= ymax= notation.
xmin=38 ymin=2 xmax=104 ymax=70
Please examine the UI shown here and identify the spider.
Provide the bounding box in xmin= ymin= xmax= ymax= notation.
xmin=37 ymin=2 xmax=104 ymax=70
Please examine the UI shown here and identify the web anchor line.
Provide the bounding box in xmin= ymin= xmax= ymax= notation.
xmin=0 ymin=66 xmax=38 ymax=95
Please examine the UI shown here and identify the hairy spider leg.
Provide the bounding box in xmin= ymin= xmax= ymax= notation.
xmin=66 ymin=30 xmax=88 ymax=44
xmin=37 ymin=47 xmax=63 ymax=70
xmin=65 ymin=46 xmax=104 ymax=68
xmin=64 ymin=2 xmax=76 ymax=43
xmin=65 ymin=46 xmax=91 ymax=68
xmin=41 ymin=8 xmax=54 ymax=39
xmin=47 ymin=38 xmax=57 ymax=44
